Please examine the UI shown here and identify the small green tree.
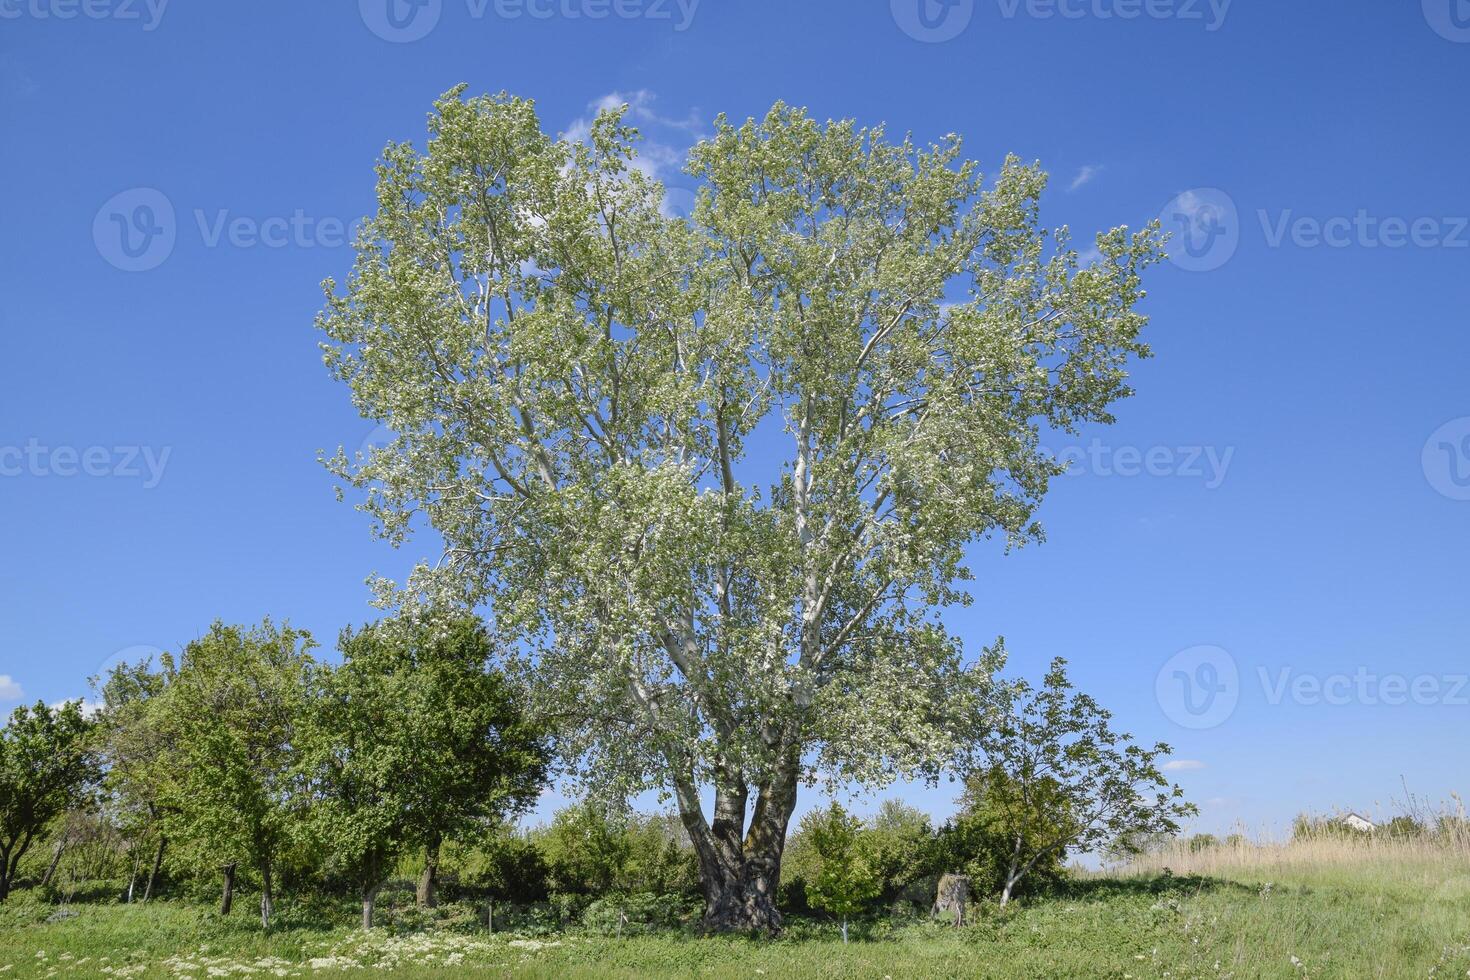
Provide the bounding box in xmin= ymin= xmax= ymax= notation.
xmin=933 ymin=765 xmax=1073 ymax=901
xmin=804 ymin=803 xmax=881 ymax=943
xmin=972 ymin=658 xmax=1195 ymax=906
xmin=94 ymin=656 xmax=174 ymax=902
xmin=0 ymin=701 xmax=99 ymax=901
xmin=154 ymin=620 xmax=315 ymax=927
xmin=536 ymin=803 xmax=633 ymax=897
xmin=296 ymin=615 xmax=549 ymax=927
xmin=864 ymin=800 xmax=935 ymax=905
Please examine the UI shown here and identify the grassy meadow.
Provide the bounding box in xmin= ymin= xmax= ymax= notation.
xmin=3 ymin=834 xmax=1468 ymax=979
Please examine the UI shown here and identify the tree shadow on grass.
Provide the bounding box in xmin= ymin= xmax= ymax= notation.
xmin=1055 ymin=872 xmax=1258 ymax=902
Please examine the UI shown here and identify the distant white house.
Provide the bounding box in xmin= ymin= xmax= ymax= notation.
xmin=1340 ymin=812 xmax=1377 ymax=833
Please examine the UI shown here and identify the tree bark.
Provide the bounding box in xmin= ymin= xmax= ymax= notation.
xmin=933 ymin=873 xmax=970 ymax=926
xmin=143 ymin=837 xmax=166 ymax=902
xmin=259 ymin=857 xmax=274 ymax=929
xmin=0 ymin=830 xmax=36 ymax=903
xmin=361 ymin=881 xmax=382 ymax=930
xmin=672 ymin=751 xmax=800 ymax=935
xmin=999 ymin=833 xmax=1024 ymax=908
xmin=40 ymin=838 xmax=66 ymax=889
xmin=416 ymin=833 xmax=442 ymax=909
xmin=220 ymin=862 xmax=237 ymax=915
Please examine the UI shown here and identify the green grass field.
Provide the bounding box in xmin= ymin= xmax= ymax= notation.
xmin=3 ymin=846 xmax=1468 ymax=979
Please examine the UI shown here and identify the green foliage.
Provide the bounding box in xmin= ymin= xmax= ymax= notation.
xmin=970 ymin=658 xmax=1195 ymax=903
xmin=863 ymin=801 xmax=936 ymax=904
xmin=295 ymin=614 xmax=550 ymax=917
xmin=534 ymin=805 xmax=697 ymax=899
xmin=150 ymin=620 xmax=315 ymax=922
xmin=447 ymin=829 xmax=550 ymax=903
xmin=933 ymin=766 xmax=1072 ymax=900
xmin=0 ymin=701 xmax=99 ymax=901
xmin=802 ymin=803 xmax=882 ymax=934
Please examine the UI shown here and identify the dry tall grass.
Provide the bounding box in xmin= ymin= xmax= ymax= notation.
xmin=1111 ymin=793 xmax=1470 ymax=894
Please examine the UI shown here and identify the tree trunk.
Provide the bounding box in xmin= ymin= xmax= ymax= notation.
xmin=672 ymin=751 xmax=799 ymax=935
xmin=933 ymin=873 xmax=970 ymax=925
xmin=416 ymin=833 xmax=441 ymax=909
xmin=220 ymin=862 xmax=237 ymax=915
xmin=40 ymin=838 xmax=66 ymax=889
xmin=1 ymin=831 xmax=35 ymax=903
xmin=143 ymin=837 xmax=166 ymax=902
xmin=998 ymin=833 xmax=1024 ymax=908
xmin=259 ymin=857 xmax=274 ymax=929
xmin=841 ymin=918 xmax=849 ymax=944
xmin=361 ymin=881 xmax=382 ymax=930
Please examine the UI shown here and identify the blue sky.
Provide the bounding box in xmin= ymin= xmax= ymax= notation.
xmin=2 ymin=0 xmax=1468 ymax=841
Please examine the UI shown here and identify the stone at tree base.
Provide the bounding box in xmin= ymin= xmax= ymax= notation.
xmin=932 ymin=873 xmax=971 ymax=926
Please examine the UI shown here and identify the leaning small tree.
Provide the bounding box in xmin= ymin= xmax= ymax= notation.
xmin=0 ymin=701 xmax=99 ymax=902
xmin=319 ymin=87 xmax=1164 ymax=932
xmin=971 ymin=658 xmax=1196 ymax=906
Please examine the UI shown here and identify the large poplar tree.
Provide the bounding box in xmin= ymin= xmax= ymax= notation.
xmin=319 ymin=86 xmax=1163 ymax=931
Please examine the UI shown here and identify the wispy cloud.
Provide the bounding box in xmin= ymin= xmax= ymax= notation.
xmin=0 ymin=675 xmax=23 ymax=702
xmin=564 ymin=90 xmax=704 ymax=215
xmin=1163 ymin=759 xmax=1206 ymax=772
xmin=1069 ymin=164 xmax=1102 ymax=192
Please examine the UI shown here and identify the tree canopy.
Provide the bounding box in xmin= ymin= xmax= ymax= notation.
xmin=0 ymin=701 xmax=99 ymax=902
xmin=319 ymin=86 xmax=1164 ymax=930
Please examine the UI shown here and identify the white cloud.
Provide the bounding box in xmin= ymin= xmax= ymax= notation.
xmin=0 ymin=675 xmax=22 ymax=701
xmin=564 ymin=90 xmax=704 ymax=182
xmin=1162 ymin=759 xmax=1206 ymax=772
xmin=1069 ymin=164 xmax=1102 ymax=192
